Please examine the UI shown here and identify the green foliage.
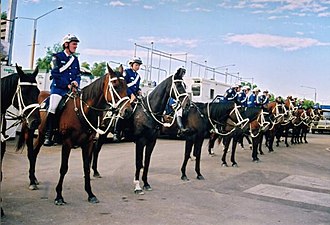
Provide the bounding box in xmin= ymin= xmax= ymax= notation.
xmin=81 ymin=62 xmax=91 ymax=70
xmin=91 ymin=62 xmax=106 ymax=77
xmin=1 ymin=12 xmax=7 ymax=20
xmin=269 ymin=93 xmax=275 ymax=102
xmin=240 ymin=81 xmax=256 ymax=89
xmin=302 ymin=99 xmax=315 ymax=109
xmin=36 ymin=43 xmax=62 ymax=72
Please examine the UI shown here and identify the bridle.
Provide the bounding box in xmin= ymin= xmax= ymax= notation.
xmin=146 ymin=75 xmax=189 ymax=127
xmin=2 ymin=79 xmax=40 ymax=141
xmin=74 ymin=74 xmax=130 ymax=135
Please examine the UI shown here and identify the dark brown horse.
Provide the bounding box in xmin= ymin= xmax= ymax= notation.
xmin=179 ymin=101 xmax=248 ymax=180
xmin=120 ymin=68 xmax=189 ymax=194
xmin=17 ymin=64 xmax=132 ymax=205
xmin=1 ymin=65 xmax=40 ymax=217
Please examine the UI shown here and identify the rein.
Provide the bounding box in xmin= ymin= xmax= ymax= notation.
xmin=145 ymin=76 xmax=189 ymax=127
xmin=2 ymin=80 xmax=40 ymax=141
xmin=74 ymin=74 xmax=130 ymax=135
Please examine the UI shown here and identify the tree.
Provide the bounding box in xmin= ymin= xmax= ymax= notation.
xmin=1 ymin=12 xmax=7 ymax=20
xmin=36 ymin=43 xmax=62 ymax=72
xmin=81 ymin=61 xmax=91 ymax=70
xmin=91 ymin=62 xmax=106 ymax=77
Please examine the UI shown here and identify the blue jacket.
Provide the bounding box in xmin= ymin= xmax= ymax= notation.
xmin=50 ymin=51 xmax=81 ymax=96
xmin=124 ymin=68 xmax=141 ymax=97
xmin=224 ymin=88 xmax=237 ymax=102
xmin=237 ymin=91 xmax=247 ymax=106
xmin=247 ymin=94 xmax=257 ymax=107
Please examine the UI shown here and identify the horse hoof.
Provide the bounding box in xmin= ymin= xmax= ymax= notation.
xmin=88 ymin=196 xmax=100 ymax=204
xmin=252 ymin=159 xmax=260 ymax=163
xmin=232 ymin=163 xmax=238 ymax=167
xmin=29 ymin=184 xmax=38 ymax=190
xmin=93 ymin=172 xmax=102 ymax=178
xmin=134 ymin=189 xmax=144 ymax=195
xmin=34 ymin=179 xmax=40 ymax=185
xmin=197 ymin=175 xmax=204 ymax=180
xmin=181 ymin=175 xmax=189 ymax=181
xmin=54 ymin=198 xmax=66 ymax=206
xmin=143 ymin=185 xmax=152 ymax=191
xmin=221 ymin=163 xmax=228 ymax=167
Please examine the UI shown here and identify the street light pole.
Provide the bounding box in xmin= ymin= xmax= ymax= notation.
xmin=300 ymin=85 xmax=317 ymax=102
xmin=18 ymin=6 xmax=62 ymax=69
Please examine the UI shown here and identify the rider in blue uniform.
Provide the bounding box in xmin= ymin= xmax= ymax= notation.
xmin=247 ymin=87 xmax=260 ymax=107
xmin=224 ymin=84 xmax=242 ymax=102
xmin=112 ymin=57 xmax=143 ymax=142
xmin=43 ymin=34 xmax=81 ymax=146
xmin=236 ymin=86 xmax=248 ymax=106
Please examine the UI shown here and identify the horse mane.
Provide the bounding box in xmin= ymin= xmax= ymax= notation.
xmin=208 ymin=101 xmax=235 ymax=121
xmin=244 ymin=107 xmax=262 ymax=122
xmin=81 ymin=74 xmax=107 ymax=100
xmin=1 ymin=74 xmax=19 ymax=111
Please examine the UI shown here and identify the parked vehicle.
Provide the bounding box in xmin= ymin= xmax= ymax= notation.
xmin=311 ymin=109 xmax=330 ymax=134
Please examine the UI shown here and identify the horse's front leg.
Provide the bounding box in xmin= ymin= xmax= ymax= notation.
xmin=27 ymin=129 xmax=41 ymax=190
xmin=141 ymin=139 xmax=157 ymax=191
xmin=54 ymin=143 xmax=72 ymax=205
xmin=208 ymin=133 xmax=217 ymax=155
xmin=193 ymin=137 xmax=204 ymax=180
xmin=221 ymin=136 xmax=231 ymax=167
xmin=181 ymin=140 xmax=193 ymax=181
xmin=134 ymin=140 xmax=145 ymax=194
xmin=82 ymin=140 xmax=99 ymax=204
xmin=231 ymin=136 xmax=239 ymax=167
xmin=258 ymin=133 xmax=264 ymax=155
xmin=251 ymin=133 xmax=260 ymax=162
xmin=91 ymin=134 xmax=107 ymax=178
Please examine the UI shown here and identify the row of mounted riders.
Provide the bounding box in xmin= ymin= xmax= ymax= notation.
xmin=0 ymin=64 xmax=323 ymax=217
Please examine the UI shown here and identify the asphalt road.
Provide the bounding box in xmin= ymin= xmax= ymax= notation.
xmin=1 ymin=134 xmax=330 ymax=225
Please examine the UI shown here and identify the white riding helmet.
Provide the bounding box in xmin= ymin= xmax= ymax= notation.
xmin=62 ymin=34 xmax=80 ymax=46
xmin=244 ymin=86 xmax=251 ymax=90
xmin=128 ymin=56 xmax=143 ymax=65
xmin=253 ymin=87 xmax=260 ymax=92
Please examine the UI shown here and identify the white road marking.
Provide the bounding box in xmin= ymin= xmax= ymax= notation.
xmin=244 ymin=184 xmax=330 ymax=208
xmin=280 ymin=175 xmax=330 ymax=191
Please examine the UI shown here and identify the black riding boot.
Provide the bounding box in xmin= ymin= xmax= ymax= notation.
xmin=44 ymin=113 xmax=55 ymax=147
xmin=177 ymin=116 xmax=189 ymax=137
xmin=112 ymin=119 xmax=121 ymax=143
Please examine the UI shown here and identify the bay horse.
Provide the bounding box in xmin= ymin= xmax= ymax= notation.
xmin=17 ymin=64 xmax=132 ymax=205
xmin=1 ymin=64 xmax=40 ymax=217
xmin=118 ymin=68 xmax=189 ymax=194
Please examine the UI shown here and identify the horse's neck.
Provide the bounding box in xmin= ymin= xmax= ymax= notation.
xmin=1 ymin=74 xmax=19 ymax=111
xmin=146 ymin=85 xmax=169 ymax=114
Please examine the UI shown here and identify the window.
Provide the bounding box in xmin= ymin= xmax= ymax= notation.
xmin=192 ymin=84 xmax=200 ymax=96
xmin=210 ymin=89 xmax=214 ymax=99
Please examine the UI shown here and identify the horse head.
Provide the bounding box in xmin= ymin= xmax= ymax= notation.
xmin=170 ymin=67 xmax=190 ymax=115
xmin=13 ymin=64 xmax=41 ymax=130
xmin=104 ymin=63 xmax=132 ymax=119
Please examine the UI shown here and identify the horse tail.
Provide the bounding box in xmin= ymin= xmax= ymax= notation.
xmin=16 ymin=123 xmax=27 ymax=152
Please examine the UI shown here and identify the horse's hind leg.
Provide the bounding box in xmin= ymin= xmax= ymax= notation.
xmin=231 ymin=137 xmax=239 ymax=167
xmin=208 ymin=133 xmax=217 ymax=155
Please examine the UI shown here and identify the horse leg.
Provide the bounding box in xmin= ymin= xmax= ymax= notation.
xmin=181 ymin=140 xmax=193 ymax=181
xmin=221 ymin=136 xmax=230 ymax=167
xmin=208 ymin=133 xmax=217 ymax=155
xmin=231 ymin=136 xmax=239 ymax=167
xmin=258 ymin=133 xmax=264 ymax=155
xmin=141 ymin=139 xmax=157 ymax=191
xmin=27 ymin=130 xmax=41 ymax=190
xmin=54 ymin=143 xmax=72 ymax=205
xmin=193 ymin=138 xmax=204 ymax=180
xmin=82 ymin=141 xmax=99 ymax=204
xmin=304 ymin=128 xmax=308 ymax=143
xmin=134 ymin=140 xmax=145 ymax=194
xmin=1 ymin=119 xmax=6 ymax=217
xmin=91 ymin=134 xmax=107 ymax=178
xmin=251 ymin=135 xmax=259 ymax=162
xmin=245 ymin=134 xmax=252 ymax=150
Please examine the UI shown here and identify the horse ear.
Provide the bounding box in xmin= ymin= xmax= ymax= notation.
xmin=32 ymin=66 xmax=39 ymax=77
xmin=107 ymin=63 xmax=114 ymax=74
xmin=15 ymin=63 xmax=24 ymax=76
xmin=118 ymin=64 xmax=123 ymax=75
